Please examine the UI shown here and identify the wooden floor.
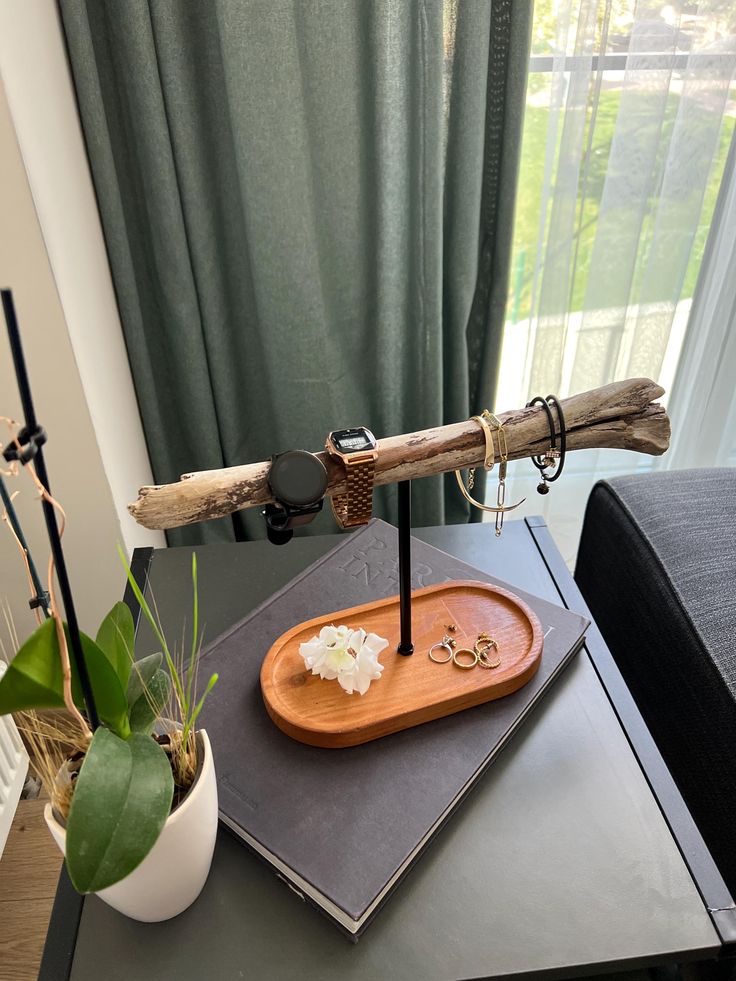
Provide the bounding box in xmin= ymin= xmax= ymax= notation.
xmin=0 ymin=799 xmax=62 ymax=981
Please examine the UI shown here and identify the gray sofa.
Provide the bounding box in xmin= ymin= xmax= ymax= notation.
xmin=575 ymin=468 xmax=736 ymax=895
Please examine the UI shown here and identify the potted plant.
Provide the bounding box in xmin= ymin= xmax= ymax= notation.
xmin=0 ymin=550 xmax=219 ymax=922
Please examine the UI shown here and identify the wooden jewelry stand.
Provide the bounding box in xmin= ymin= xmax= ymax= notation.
xmin=127 ymin=377 xmax=671 ymax=749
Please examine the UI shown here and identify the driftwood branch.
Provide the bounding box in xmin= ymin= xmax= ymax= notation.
xmin=129 ymin=378 xmax=670 ymax=530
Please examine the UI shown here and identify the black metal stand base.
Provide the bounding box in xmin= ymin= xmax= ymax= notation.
xmin=397 ymin=480 xmax=414 ymax=655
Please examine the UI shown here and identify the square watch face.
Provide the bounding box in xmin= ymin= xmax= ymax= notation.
xmin=331 ymin=429 xmax=374 ymax=453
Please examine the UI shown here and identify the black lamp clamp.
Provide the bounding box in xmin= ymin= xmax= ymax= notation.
xmin=1 ymin=422 xmax=51 ymax=613
xmin=2 ymin=423 xmax=47 ymax=465
xmin=262 ymin=449 xmax=328 ymax=545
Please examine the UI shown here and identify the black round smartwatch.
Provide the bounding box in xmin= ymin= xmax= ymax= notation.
xmin=263 ymin=450 xmax=328 ymax=545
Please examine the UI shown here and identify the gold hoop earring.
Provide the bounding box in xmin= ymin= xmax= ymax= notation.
xmin=477 ymin=650 xmax=502 ymax=669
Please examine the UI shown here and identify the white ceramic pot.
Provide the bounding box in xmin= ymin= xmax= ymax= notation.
xmin=45 ymin=730 xmax=218 ymax=922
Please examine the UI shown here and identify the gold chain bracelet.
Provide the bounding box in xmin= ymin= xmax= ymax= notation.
xmin=454 ymin=411 xmax=525 ymax=530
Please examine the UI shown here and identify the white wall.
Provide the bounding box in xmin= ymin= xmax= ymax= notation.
xmin=0 ymin=78 xmax=125 ymax=647
xmin=0 ymin=0 xmax=167 ymax=648
xmin=0 ymin=0 xmax=164 ymax=557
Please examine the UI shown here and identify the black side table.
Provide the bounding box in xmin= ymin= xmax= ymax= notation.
xmin=40 ymin=519 xmax=735 ymax=980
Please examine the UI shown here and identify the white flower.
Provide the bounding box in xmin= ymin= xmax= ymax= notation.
xmin=299 ymin=624 xmax=388 ymax=696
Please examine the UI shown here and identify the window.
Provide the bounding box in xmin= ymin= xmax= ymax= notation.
xmin=490 ymin=0 xmax=736 ymax=563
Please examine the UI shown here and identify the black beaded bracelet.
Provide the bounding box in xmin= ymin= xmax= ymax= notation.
xmin=526 ymin=394 xmax=567 ymax=495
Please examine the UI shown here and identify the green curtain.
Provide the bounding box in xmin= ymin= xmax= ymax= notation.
xmin=61 ymin=0 xmax=532 ymax=545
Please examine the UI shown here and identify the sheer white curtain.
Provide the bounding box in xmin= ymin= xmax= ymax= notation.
xmin=492 ymin=0 xmax=736 ymax=563
xmin=667 ymin=131 xmax=736 ymax=470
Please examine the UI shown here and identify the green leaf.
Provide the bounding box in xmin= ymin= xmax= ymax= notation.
xmin=128 ymin=668 xmax=171 ymax=735
xmin=0 ymin=619 xmax=129 ymax=738
xmin=0 ymin=619 xmax=65 ymax=714
xmin=181 ymin=672 xmax=218 ymax=753
xmin=117 ymin=544 xmax=186 ymax=710
xmin=125 ymin=651 xmax=163 ymax=709
xmin=189 ymin=673 xmax=218 ymax=732
xmin=95 ymin=602 xmax=135 ymax=689
xmin=65 ymin=728 xmax=174 ymax=893
xmin=69 ymin=631 xmax=130 ymax=740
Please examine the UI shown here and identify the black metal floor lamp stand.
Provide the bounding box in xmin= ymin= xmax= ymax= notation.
xmin=397 ymin=480 xmax=414 ymax=655
xmin=1 ymin=289 xmax=99 ymax=728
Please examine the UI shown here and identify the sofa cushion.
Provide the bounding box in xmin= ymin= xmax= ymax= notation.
xmin=575 ymin=468 xmax=736 ymax=893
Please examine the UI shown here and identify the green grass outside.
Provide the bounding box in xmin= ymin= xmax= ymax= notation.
xmin=507 ymin=86 xmax=736 ymax=324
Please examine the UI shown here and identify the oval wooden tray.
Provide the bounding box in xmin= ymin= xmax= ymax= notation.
xmin=260 ymin=581 xmax=543 ymax=748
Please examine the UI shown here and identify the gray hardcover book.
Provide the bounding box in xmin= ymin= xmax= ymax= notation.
xmin=199 ymin=519 xmax=589 ymax=938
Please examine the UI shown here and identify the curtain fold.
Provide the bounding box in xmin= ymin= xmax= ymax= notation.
xmin=61 ymin=0 xmax=531 ymax=544
xmin=667 ymin=128 xmax=736 ymax=470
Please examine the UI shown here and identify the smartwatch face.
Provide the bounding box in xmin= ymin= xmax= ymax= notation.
xmin=329 ymin=428 xmax=377 ymax=454
xmin=268 ymin=450 xmax=328 ymax=507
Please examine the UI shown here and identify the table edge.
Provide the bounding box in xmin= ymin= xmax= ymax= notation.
xmin=526 ymin=516 xmax=736 ymax=949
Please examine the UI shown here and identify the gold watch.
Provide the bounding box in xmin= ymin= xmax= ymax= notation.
xmin=324 ymin=428 xmax=378 ymax=528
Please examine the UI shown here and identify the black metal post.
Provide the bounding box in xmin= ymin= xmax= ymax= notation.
xmin=397 ymin=480 xmax=414 ymax=655
xmin=0 ymin=474 xmax=50 ymax=617
xmin=2 ymin=289 xmax=100 ymax=728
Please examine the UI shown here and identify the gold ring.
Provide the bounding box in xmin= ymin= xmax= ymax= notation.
xmin=429 ymin=643 xmax=453 ymax=664
xmin=478 ymin=650 xmax=502 ymax=669
xmin=453 ymin=648 xmax=478 ymax=669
